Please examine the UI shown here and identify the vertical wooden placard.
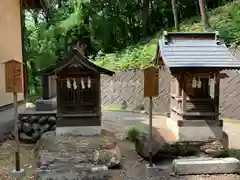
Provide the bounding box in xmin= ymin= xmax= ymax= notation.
xmin=144 ymin=66 xmax=159 ymax=97
xmin=4 ymin=59 xmax=23 ymax=93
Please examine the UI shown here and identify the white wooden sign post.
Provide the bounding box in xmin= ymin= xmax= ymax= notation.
xmin=4 ymin=60 xmax=25 ymax=179
xmin=144 ymin=66 xmax=159 ymax=167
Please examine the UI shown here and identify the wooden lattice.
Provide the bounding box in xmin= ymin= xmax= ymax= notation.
xmin=58 ymin=76 xmax=97 ymax=114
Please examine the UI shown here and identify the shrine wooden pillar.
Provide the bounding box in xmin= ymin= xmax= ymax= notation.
xmin=96 ymin=73 xmax=101 ymax=116
xmin=181 ymin=73 xmax=186 ymax=114
xmin=177 ymin=73 xmax=182 ymax=97
xmin=214 ymin=71 xmax=220 ymax=120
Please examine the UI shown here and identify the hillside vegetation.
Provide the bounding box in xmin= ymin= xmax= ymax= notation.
xmin=94 ymin=0 xmax=240 ymax=71
xmin=24 ymin=0 xmax=234 ymax=97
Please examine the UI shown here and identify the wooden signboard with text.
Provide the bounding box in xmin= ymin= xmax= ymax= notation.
xmin=4 ymin=60 xmax=23 ymax=93
xmin=144 ymin=66 xmax=159 ymax=97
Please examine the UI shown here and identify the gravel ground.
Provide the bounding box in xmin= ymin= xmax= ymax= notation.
xmin=102 ymin=116 xmax=240 ymax=180
xmin=112 ymin=139 xmax=240 ymax=180
xmin=0 ymin=140 xmax=37 ymax=180
xmin=0 ymin=127 xmax=240 ymax=180
xmin=0 ymin=111 xmax=239 ymax=180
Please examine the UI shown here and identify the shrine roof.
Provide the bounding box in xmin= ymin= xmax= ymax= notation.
xmin=39 ymin=46 xmax=115 ymax=76
xmin=157 ymin=31 xmax=240 ymax=70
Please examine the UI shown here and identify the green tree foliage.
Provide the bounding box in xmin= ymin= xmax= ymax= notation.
xmin=24 ymin=0 xmax=234 ymax=97
xmin=26 ymin=0 xmax=233 ymax=67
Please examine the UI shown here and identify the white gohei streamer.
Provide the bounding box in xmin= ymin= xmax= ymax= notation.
xmin=81 ymin=77 xmax=85 ymax=89
xmin=192 ymin=77 xmax=197 ymax=88
xmin=198 ymin=77 xmax=202 ymax=88
xmin=73 ymin=78 xmax=78 ymax=90
xmin=66 ymin=78 xmax=71 ymax=89
xmin=87 ymin=76 xmax=91 ymax=88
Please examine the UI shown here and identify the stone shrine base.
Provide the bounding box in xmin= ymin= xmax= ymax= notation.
xmin=166 ymin=118 xmax=224 ymax=142
xmin=35 ymin=131 xmax=121 ymax=180
xmin=135 ymin=118 xmax=229 ymax=160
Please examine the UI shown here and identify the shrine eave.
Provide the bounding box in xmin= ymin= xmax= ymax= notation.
xmin=38 ymin=48 xmax=115 ymax=76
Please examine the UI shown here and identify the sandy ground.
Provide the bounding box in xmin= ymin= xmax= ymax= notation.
xmin=0 ymin=111 xmax=240 ymax=179
xmin=0 ymin=140 xmax=36 ymax=180
xmin=0 ymin=138 xmax=240 ymax=180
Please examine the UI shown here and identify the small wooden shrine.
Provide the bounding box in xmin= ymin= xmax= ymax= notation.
xmin=156 ymin=31 xmax=240 ymax=141
xmin=42 ymin=42 xmax=114 ymax=135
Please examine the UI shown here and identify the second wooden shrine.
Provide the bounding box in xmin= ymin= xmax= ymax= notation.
xmin=156 ymin=31 xmax=240 ymax=141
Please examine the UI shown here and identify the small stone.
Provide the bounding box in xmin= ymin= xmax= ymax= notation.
xmin=41 ymin=124 xmax=51 ymax=133
xmin=37 ymin=152 xmax=56 ymax=167
xmin=32 ymin=131 xmax=41 ymax=140
xmin=19 ymin=133 xmax=37 ymax=144
xmin=200 ymin=140 xmax=227 ymax=157
xmin=8 ymin=132 xmax=15 ymax=140
xmin=97 ymin=147 xmax=121 ymax=168
xmin=50 ymin=125 xmax=56 ymax=130
xmin=39 ymin=117 xmax=49 ymax=125
xmin=22 ymin=122 xmax=33 ymax=135
xmin=24 ymin=164 xmax=32 ymax=168
xmin=29 ymin=116 xmax=39 ymax=123
xmin=32 ymin=123 xmax=41 ymax=131
xmin=21 ymin=116 xmax=29 ymax=122
xmin=48 ymin=116 xmax=56 ymax=125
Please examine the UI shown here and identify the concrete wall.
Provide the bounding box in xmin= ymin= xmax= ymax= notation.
xmin=100 ymin=68 xmax=240 ymax=120
xmin=0 ymin=0 xmax=24 ymax=107
xmin=45 ymin=66 xmax=240 ymax=119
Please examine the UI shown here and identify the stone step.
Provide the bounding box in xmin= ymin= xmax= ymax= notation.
xmin=172 ymin=157 xmax=240 ymax=175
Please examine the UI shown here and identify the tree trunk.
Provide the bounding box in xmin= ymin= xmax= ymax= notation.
xmin=198 ymin=0 xmax=210 ymax=31
xmin=30 ymin=61 xmax=39 ymax=94
xmin=31 ymin=10 xmax=40 ymax=94
xmin=171 ymin=0 xmax=180 ymax=31
xmin=32 ymin=10 xmax=39 ymax=24
xmin=141 ymin=0 xmax=150 ymax=36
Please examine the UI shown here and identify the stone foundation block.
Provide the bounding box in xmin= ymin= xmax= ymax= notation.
xmin=36 ymin=99 xmax=56 ymax=111
xmin=166 ymin=118 xmax=223 ymax=141
xmin=173 ymin=157 xmax=240 ymax=175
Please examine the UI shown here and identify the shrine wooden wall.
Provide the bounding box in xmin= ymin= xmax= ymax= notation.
xmin=48 ymin=76 xmax=57 ymax=98
xmin=0 ymin=0 xmax=24 ymax=108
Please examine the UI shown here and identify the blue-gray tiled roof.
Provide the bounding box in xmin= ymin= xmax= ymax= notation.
xmin=158 ymin=32 xmax=240 ymax=69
